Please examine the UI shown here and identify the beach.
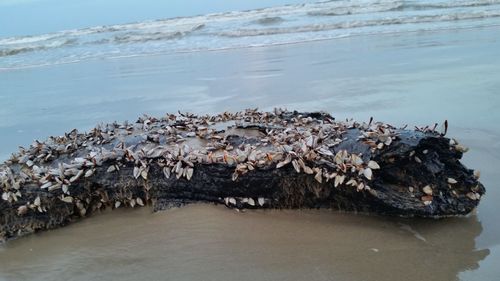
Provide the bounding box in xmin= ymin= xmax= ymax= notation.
xmin=1 ymin=2 xmax=500 ymax=280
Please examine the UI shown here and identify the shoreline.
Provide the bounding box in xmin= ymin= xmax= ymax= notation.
xmin=2 ymin=24 xmax=500 ymax=72
xmin=0 ymin=203 xmax=490 ymax=281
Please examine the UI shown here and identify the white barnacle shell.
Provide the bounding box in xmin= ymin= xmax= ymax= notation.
xmin=163 ymin=167 xmax=171 ymax=179
xmin=422 ymin=185 xmax=433 ymax=195
xmin=34 ymin=196 xmax=41 ymax=207
xmin=70 ymin=170 xmax=84 ymax=183
xmin=455 ymin=144 xmax=469 ymax=153
xmin=276 ymin=160 xmax=287 ymax=169
xmin=314 ymin=169 xmax=323 ymax=183
xmin=176 ymin=167 xmax=184 ymax=179
xmin=141 ymin=168 xmax=148 ymax=180
xmin=84 ymin=169 xmax=95 ymax=178
xmin=40 ymin=181 xmax=53 ymax=189
xmin=367 ymin=160 xmax=380 ymax=170
xmin=248 ymin=150 xmax=258 ymax=162
xmin=248 ymin=198 xmax=255 ymax=206
xmin=351 ymin=154 xmax=363 ymax=166
xmin=48 ymin=183 xmax=62 ymax=192
xmin=318 ymin=147 xmax=333 ymax=156
xmin=303 ymin=166 xmax=314 ymax=174
xmin=17 ymin=205 xmax=28 ymax=215
xmin=225 ymin=154 xmax=235 ymax=165
xmin=61 ymin=196 xmax=73 ymax=203
xmin=466 ymin=192 xmax=480 ymax=201
xmin=334 ymin=174 xmax=345 ymax=187
xmin=346 ymin=179 xmax=357 ymax=187
xmin=74 ymin=157 xmax=86 ymax=164
xmin=276 ymin=154 xmax=291 ymax=168
xmin=106 ymin=165 xmax=117 ymax=173
xmin=186 ymin=167 xmax=194 ymax=181
xmin=231 ymin=171 xmax=238 ymax=181
xmin=363 ymin=168 xmax=373 ymax=180
xmin=258 ymin=197 xmax=265 ymax=206
xmin=357 ymin=182 xmax=365 ymax=191
xmin=305 ymin=136 xmax=313 ymax=148
xmin=133 ymin=166 xmax=141 ymax=179
xmin=334 ymin=150 xmax=345 ymax=165
xmin=174 ymin=161 xmax=182 ymax=174
xmin=334 ymin=175 xmax=345 ymax=187
xmin=136 ymin=197 xmax=145 ymax=206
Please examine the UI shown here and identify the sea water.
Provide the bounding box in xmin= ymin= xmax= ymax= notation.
xmin=1 ymin=1 xmax=500 ymax=280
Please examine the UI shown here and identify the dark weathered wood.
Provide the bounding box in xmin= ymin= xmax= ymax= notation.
xmin=0 ymin=110 xmax=485 ymax=241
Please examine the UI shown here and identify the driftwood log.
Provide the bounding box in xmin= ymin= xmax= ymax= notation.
xmin=0 ymin=109 xmax=485 ymax=241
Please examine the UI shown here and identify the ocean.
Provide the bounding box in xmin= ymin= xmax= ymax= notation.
xmin=1 ymin=0 xmax=500 ymax=70
xmin=1 ymin=1 xmax=500 ymax=280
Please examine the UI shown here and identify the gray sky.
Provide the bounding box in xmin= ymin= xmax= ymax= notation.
xmin=0 ymin=0 xmax=313 ymax=38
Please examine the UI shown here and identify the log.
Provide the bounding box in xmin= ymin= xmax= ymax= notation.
xmin=0 ymin=109 xmax=485 ymax=241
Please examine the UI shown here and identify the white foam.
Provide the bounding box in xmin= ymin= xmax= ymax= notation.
xmin=1 ymin=0 xmax=500 ymax=69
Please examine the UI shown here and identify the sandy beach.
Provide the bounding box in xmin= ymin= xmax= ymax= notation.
xmin=1 ymin=15 xmax=500 ymax=281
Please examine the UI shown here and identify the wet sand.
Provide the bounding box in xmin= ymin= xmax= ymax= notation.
xmin=0 ymin=205 xmax=490 ymax=281
xmin=1 ymin=26 xmax=500 ymax=280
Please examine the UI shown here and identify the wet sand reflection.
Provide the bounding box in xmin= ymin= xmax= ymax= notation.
xmin=0 ymin=205 xmax=488 ymax=281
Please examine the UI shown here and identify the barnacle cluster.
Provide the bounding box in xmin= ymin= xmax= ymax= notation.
xmin=0 ymin=108 xmax=478 ymax=216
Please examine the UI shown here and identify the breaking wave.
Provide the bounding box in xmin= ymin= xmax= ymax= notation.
xmin=254 ymin=17 xmax=286 ymax=25
xmin=218 ymin=11 xmax=500 ymax=37
xmin=307 ymin=1 xmax=404 ymax=16
xmin=113 ymin=24 xmax=205 ymax=44
xmin=307 ymin=0 xmax=500 ymax=17
xmin=0 ymin=38 xmax=77 ymax=58
xmin=1 ymin=0 xmax=500 ymax=69
xmin=405 ymin=0 xmax=500 ymax=10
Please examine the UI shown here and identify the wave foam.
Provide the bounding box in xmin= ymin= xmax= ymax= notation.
xmin=0 ymin=38 xmax=77 ymax=57
xmin=1 ymin=0 xmax=500 ymax=68
xmin=217 ymin=11 xmax=500 ymax=37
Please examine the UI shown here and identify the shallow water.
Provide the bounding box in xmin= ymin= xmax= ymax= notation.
xmin=1 ymin=25 xmax=500 ymax=280
xmin=2 ymin=0 xmax=500 ymax=69
xmin=0 ymin=205 xmax=491 ymax=281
